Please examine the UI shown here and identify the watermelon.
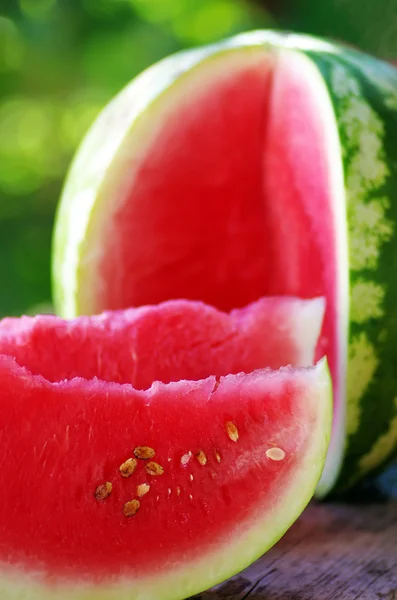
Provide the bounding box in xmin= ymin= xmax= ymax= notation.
xmin=52 ymin=30 xmax=397 ymax=497
xmin=0 ymin=296 xmax=324 ymax=386
xmin=0 ymin=299 xmax=332 ymax=599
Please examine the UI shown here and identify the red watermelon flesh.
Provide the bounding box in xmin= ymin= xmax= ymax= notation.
xmin=0 ymin=296 xmax=324 ymax=389
xmin=0 ymin=358 xmax=331 ymax=591
xmin=92 ymin=55 xmax=337 ymax=393
xmin=0 ymin=298 xmax=331 ymax=598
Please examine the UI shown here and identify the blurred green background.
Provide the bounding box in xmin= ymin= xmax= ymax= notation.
xmin=0 ymin=0 xmax=396 ymax=317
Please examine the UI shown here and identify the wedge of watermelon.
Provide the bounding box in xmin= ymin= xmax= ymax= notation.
xmin=0 ymin=298 xmax=331 ymax=600
xmin=52 ymin=30 xmax=397 ymax=496
xmin=0 ymin=296 xmax=324 ymax=388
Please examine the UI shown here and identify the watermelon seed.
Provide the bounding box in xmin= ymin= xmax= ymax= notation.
xmin=168 ymin=488 xmax=172 ymax=495
xmin=211 ymin=379 xmax=220 ymax=393
xmin=189 ymin=494 xmax=193 ymax=501
xmin=196 ymin=451 xmax=207 ymax=466
xmin=180 ymin=451 xmax=192 ymax=466
xmin=189 ymin=474 xmax=194 ymax=481
xmin=225 ymin=421 xmax=239 ymax=442
xmin=136 ymin=483 xmax=150 ymax=497
xmin=119 ymin=458 xmax=138 ymax=478
xmin=215 ymin=451 xmax=222 ymax=463
xmin=266 ymin=447 xmax=286 ymax=461
xmin=134 ymin=446 xmax=155 ymax=460
xmin=145 ymin=461 xmax=164 ymax=476
xmin=95 ymin=482 xmax=112 ymax=501
xmin=123 ymin=499 xmax=140 ymax=517
xmin=176 ymin=486 xmax=181 ymax=496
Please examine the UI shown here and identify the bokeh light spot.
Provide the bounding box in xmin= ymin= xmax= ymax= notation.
xmin=19 ymin=0 xmax=57 ymax=20
xmin=0 ymin=17 xmax=24 ymax=72
xmin=172 ymin=1 xmax=247 ymax=44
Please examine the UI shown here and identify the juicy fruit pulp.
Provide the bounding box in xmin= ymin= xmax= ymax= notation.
xmin=53 ymin=31 xmax=397 ymax=495
xmin=0 ymin=296 xmax=324 ymax=387
xmin=0 ymin=301 xmax=332 ymax=600
xmin=56 ymin=48 xmax=338 ymax=394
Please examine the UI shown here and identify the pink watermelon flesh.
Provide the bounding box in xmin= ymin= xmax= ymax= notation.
xmin=95 ymin=56 xmax=336 ymax=397
xmin=0 ymin=296 xmax=324 ymax=389
xmin=0 ymin=298 xmax=328 ymax=585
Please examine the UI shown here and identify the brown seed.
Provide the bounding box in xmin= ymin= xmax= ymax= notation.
xmin=196 ymin=451 xmax=207 ymax=466
xmin=95 ymin=482 xmax=112 ymax=501
xmin=134 ymin=446 xmax=155 ymax=460
xmin=215 ymin=450 xmax=222 ymax=463
xmin=119 ymin=457 xmax=137 ymax=478
xmin=225 ymin=421 xmax=239 ymax=442
xmin=145 ymin=461 xmax=164 ymax=476
xmin=136 ymin=483 xmax=150 ymax=497
xmin=123 ymin=499 xmax=140 ymax=517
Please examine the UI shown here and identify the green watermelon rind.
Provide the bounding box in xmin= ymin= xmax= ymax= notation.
xmin=52 ymin=30 xmax=397 ymax=496
xmin=305 ymin=48 xmax=397 ymax=492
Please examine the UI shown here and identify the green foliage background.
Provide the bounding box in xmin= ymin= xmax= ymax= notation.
xmin=0 ymin=0 xmax=395 ymax=316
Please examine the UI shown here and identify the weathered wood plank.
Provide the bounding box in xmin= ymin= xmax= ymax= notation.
xmin=192 ymin=501 xmax=397 ymax=600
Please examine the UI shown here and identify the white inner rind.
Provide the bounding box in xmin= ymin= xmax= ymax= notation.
xmin=285 ymin=53 xmax=347 ymax=498
xmin=287 ymin=296 xmax=325 ymax=367
xmin=0 ymin=360 xmax=332 ymax=600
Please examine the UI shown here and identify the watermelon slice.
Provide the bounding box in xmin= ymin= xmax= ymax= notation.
xmin=0 ymin=299 xmax=332 ymax=599
xmin=0 ymin=296 xmax=324 ymax=387
xmin=52 ymin=30 xmax=397 ymax=496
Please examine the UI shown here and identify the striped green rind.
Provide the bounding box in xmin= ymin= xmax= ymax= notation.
xmin=304 ymin=47 xmax=397 ymax=492
xmin=52 ymin=30 xmax=397 ymax=495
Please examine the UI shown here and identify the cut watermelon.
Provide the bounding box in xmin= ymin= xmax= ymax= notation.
xmin=0 ymin=300 xmax=332 ymax=599
xmin=52 ymin=30 xmax=397 ymax=496
xmin=0 ymin=296 xmax=324 ymax=388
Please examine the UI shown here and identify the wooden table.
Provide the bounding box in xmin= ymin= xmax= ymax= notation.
xmin=192 ymin=500 xmax=397 ymax=600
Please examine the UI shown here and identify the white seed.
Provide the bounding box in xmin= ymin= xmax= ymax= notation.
xmin=180 ymin=452 xmax=192 ymax=466
xmin=189 ymin=474 xmax=194 ymax=481
xmin=136 ymin=483 xmax=150 ymax=497
xmin=266 ymin=447 xmax=286 ymax=461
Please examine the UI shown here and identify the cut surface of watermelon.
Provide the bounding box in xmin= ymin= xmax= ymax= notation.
xmin=0 ymin=299 xmax=331 ymax=599
xmin=0 ymin=296 xmax=324 ymax=388
xmin=52 ymin=30 xmax=397 ymax=495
